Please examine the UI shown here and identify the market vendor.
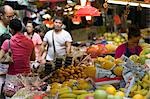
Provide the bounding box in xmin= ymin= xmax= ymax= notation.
xmin=115 ymin=25 xmax=142 ymax=58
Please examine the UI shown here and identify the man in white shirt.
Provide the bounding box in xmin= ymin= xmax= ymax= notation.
xmin=42 ymin=16 xmax=72 ymax=62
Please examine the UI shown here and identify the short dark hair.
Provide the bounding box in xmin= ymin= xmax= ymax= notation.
xmin=9 ymin=19 xmax=22 ymax=32
xmin=0 ymin=6 xmax=5 ymax=20
xmin=53 ymin=16 xmax=64 ymax=23
xmin=128 ymin=25 xmax=141 ymax=39
xmin=26 ymin=20 xmax=37 ymax=28
xmin=0 ymin=6 xmax=5 ymax=14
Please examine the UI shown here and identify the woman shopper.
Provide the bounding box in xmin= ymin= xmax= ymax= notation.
xmin=115 ymin=25 xmax=142 ymax=58
xmin=0 ymin=19 xmax=35 ymax=97
xmin=24 ymin=21 xmax=43 ymax=64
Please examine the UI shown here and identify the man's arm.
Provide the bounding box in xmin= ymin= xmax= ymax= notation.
xmin=30 ymin=48 xmax=35 ymax=61
xmin=65 ymin=41 xmax=72 ymax=55
xmin=41 ymin=41 xmax=48 ymax=59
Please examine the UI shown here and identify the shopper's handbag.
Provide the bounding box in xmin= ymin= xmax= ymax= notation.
xmin=3 ymin=75 xmax=24 ymax=97
xmin=0 ymin=40 xmax=13 ymax=64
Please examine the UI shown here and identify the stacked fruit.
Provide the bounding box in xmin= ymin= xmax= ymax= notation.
xmin=103 ymin=32 xmax=127 ymax=46
xmin=129 ymin=48 xmax=150 ymax=65
xmin=94 ymin=55 xmax=124 ymax=77
xmin=49 ymin=79 xmax=93 ymax=98
xmin=127 ymin=73 xmax=150 ymax=97
xmin=50 ymin=65 xmax=89 ymax=83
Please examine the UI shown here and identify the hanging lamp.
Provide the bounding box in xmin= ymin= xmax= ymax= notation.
xmin=75 ymin=1 xmax=100 ymax=17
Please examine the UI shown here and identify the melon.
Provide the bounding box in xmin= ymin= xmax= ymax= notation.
xmin=113 ymin=66 xmax=123 ymax=77
xmin=129 ymin=55 xmax=139 ymax=63
xmin=140 ymin=48 xmax=150 ymax=56
xmin=101 ymin=60 xmax=115 ymax=70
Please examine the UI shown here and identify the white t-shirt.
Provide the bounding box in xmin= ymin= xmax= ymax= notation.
xmin=43 ymin=29 xmax=72 ymax=61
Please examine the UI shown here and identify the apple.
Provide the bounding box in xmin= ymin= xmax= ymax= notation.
xmin=85 ymin=96 xmax=94 ymax=99
xmin=139 ymin=55 xmax=147 ymax=65
xmin=111 ymin=33 xmax=117 ymax=37
xmin=140 ymin=48 xmax=150 ymax=56
xmin=114 ymin=95 xmax=123 ymax=99
xmin=94 ymin=90 xmax=107 ymax=99
xmin=107 ymin=95 xmax=114 ymax=99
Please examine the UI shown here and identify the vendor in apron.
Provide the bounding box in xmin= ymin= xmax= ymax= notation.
xmin=115 ymin=25 xmax=142 ymax=58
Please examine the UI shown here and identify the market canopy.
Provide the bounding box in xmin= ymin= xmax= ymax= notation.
xmin=75 ymin=4 xmax=101 ymax=16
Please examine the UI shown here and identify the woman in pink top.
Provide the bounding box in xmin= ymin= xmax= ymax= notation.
xmin=115 ymin=25 xmax=142 ymax=58
xmin=24 ymin=21 xmax=43 ymax=63
xmin=0 ymin=19 xmax=35 ymax=97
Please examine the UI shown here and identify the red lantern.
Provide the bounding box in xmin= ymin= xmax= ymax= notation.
xmin=72 ymin=16 xmax=81 ymax=25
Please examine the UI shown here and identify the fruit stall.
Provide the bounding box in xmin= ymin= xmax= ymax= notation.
xmin=4 ymin=0 xmax=149 ymax=99
xmin=10 ymin=39 xmax=150 ymax=99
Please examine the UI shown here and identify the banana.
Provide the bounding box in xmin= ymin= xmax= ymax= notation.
xmin=142 ymin=79 xmax=150 ymax=85
xmin=119 ymin=88 xmax=125 ymax=92
xmin=134 ymin=89 xmax=148 ymax=96
xmin=137 ymin=84 xmax=142 ymax=91
xmin=59 ymin=93 xmax=77 ymax=98
xmin=142 ymin=82 xmax=149 ymax=89
xmin=72 ymin=90 xmax=88 ymax=95
xmin=97 ymin=84 xmax=113 ymax=90
xmin=142 ymin=74 xmax=149 ymax=81
xmin=130 ymin=84 xmax=138 ymax=92
xmin=59 ymin=87 xmax=72 ymax=95
xmin=137 ymin=80 xmax=142 ymax=85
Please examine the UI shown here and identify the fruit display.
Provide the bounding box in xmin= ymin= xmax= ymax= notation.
xmin=94 ymin=55 xmax=124 ymax=77
xmin=103 ymin=32 xmax=127 ymax=46
xmin=49 ymin=83 xmax=127 ymax=99
xmin=86 ymin=44 xmax=108 ymax=58
xmin=120 ymin=72 xmax=150 ymax=98
xmin=49 ymin=79 xmax=93 ymax=97
xmin=49 ymin=65 xmax=90 ymax=83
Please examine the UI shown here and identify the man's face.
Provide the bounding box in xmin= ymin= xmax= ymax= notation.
xmin=54 ymin=19 xmax=63 ymax=30
xmin=1 ymin=10 xmax=14 ymax=26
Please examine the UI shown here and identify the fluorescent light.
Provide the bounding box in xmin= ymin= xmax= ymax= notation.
xmin=107 ymin=0 xmax=150 ymax=8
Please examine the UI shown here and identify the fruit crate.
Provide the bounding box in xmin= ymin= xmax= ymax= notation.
xmin=95 ymin=77 xmax=122 ymax=86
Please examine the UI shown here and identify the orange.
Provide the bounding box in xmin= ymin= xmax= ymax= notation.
xmin=113 ymin=66 xmax=123 ymax=76
xmin=115 ymin=91 xmax=125 ymax=97
xmin=133 ymin=94 xmax=145 ymax=99
xmin=101 ymin=60 xmax=115 ymax=70
xmin=106 ymin=86 xmax=116 ymax=95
